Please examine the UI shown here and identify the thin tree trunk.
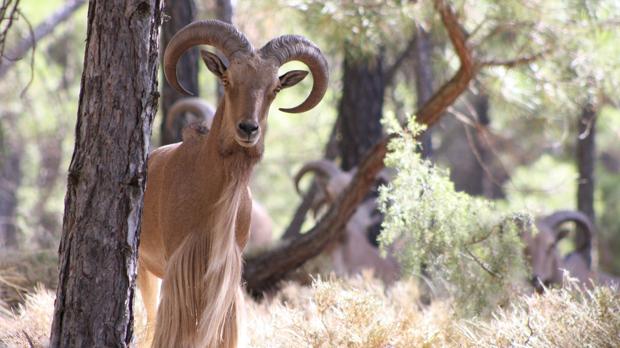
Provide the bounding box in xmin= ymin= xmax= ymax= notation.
xmin=49 ymin=1 xmax=162 ymax=346
xmin=160 ymin=0 xmax=198 ymax=145
xmin=337 ymin=48 xmax=385 ymax=171
xmin=0 ymin=115 xmax=21 ymax=249
xmin=34 ymin=134 xmax=64 ymax=248
xmin=576 ymin=100 xmax=597 ymax=267
xmin=281 ymin=121 xmax=339 ymax=240
xmin=0 ymin=0 xmax=86 ymax=79
xmin=413 ymin=24 xmax=434 ymax=159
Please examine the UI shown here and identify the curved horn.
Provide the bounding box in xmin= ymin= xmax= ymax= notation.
xmin=538 ymin=210 xmax=595 ymax=248
xmin=166 ymin=98 xmax=216 ymax=135
xmin=293 ymin=159 xmax=342 ymax=195
xmin=259 ymin=35 xmax=329 ymax=113
xmin=164 ymin=20 xmax=253 ymax=95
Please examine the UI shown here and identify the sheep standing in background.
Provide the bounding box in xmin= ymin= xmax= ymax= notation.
xmin=138 ymin=20 xmax=328 ymax=348
xmin=523 ymin=210 xmax=619 ymax=292
xmin=294 ymin=159 xmax=400 ymax=284
xmin=164 ymin=97 xmax=274 ymax=250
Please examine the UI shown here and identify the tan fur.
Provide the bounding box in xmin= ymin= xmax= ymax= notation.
xmin=140 ymin=20 xmax=327 ymax=347
xmin=142 ymin=107 xmax=255 ymax=347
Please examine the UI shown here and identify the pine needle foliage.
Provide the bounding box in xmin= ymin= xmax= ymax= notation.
xmin=378 ymin=117 xmax=530 ymax=314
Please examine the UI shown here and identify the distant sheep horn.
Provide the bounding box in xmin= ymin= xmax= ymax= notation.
xmin=538 ymin=210 xmax=595 ymax=244
xmin=259 ymin=35 xmax=328 ymax=113
xmin=293 ymin=159 xmax=343 ymax=195
xmin=165 ymin=98 xmax=215 ymax=135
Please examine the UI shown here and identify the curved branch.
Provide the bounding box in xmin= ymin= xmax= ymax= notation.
xmin=244 ymin=0 xmax=488 ymax=296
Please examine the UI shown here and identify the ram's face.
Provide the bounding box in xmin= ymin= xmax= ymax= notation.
xmin=201 ymin=51 xmax=309 ymax=151
xmin=163 ymin=20 xmax=328 ymax=154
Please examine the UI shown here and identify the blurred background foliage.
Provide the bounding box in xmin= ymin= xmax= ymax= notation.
xmin=0 ymin=0 xmax=619 ymax=299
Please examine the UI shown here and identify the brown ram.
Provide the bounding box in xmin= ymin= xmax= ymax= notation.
xmin=138 ymin=20 xmax=327 ymax=348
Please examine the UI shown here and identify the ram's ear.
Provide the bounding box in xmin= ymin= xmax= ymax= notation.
xmin=200 ymin=49 xmax=227 ymax=78
xmin=279 ymin=70 xmax=309 ymax=89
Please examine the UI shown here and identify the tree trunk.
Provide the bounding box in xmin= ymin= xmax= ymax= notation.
xmin=337 ymin=48 xmax=385 ymax=171
xmin=160 ymin=0 xmax=198 ymax=145
xmin=214 ymin=0 xmax=233 ymax=100
xmin=576 ymin=100 xmax=597 ymax=266
xmin=49 ymin=1 xmax=162 ymax=346
xmin=281 ymin=121 xmax=339 ymax=240
xmin=0 ymin=116 xmax=21 ymax=249
xmin=34 ymin=134 xmax=64 ymax=249
xmin=0 ymin=0 xmax=87 ymax=79
xmin=413 ymin=24 xmax=434 ymax=159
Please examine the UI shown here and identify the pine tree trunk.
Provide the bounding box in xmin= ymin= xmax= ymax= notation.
xmin=337 ymin=49 xmax=385 ymax=171
xmin=0 ymin=117 xmax=21 ymax=249
xmin=160 ymin=0 xmax=198 ymax=145
xmin=413 ymin=25 xmax=434 ymax=159
xmin=576 ymin=100 xmax=597 ymax=266
xmin=49 ymin=1 xmax=162 ymax=346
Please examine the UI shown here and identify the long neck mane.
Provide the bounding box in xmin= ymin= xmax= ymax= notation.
xmin=202 ymin=99 xmax=260 ymax=190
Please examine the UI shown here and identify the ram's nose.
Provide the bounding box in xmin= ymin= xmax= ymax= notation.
xmin=237 ymin=121 xmax=259 ymax=137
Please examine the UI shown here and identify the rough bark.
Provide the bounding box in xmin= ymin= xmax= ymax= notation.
xmin=337 ymin=49 xmax=385 ymax=171
xmin=244 ymin=0 xmax=478 ymax=295
xmin=576 ymin=100 xmax=597 ymax=266
xmin=214 ymin=0 xmax=232 ymax=100
xmin=49 ymin=1 xmax=162 ymax=346
xmin=160 ymin=0 xmax=198 ymax=145
xmin=0 ymin=0 xmax=86 ymax=79
xmin=0 ymin=115 xmax=21 ymax=249
xmin=413 ymin=24 xmax=434 ymax=158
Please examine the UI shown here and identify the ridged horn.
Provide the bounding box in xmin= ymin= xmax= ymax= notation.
xmin=294 ymin=159 xmax=342 ymax=195
xmin=538 ymin=210 xmax=595 ymax=244
xmin=164 ymin=20 xmax=253 ymax=95
xmin=166 ymin=98 xmax=216 ymax=135
xmin=259 ymin=35 xmax=328 ymax=113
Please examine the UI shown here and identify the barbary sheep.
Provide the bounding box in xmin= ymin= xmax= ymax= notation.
xmin=138 ymin=20 xmax=327 ymax=348
xmin=294 ymin=159 xmax=399 ymax=283
xmin=523 ymin=210 xmax=619 ymax=292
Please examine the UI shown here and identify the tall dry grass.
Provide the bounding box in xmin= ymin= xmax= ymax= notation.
xmin=1 ymin=273 xmax=618 ymax=348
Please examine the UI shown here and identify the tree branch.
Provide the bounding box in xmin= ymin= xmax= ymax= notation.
xmin=384 ymin=33 xmax=417 ymax=86
xmin=0 ymin=0 xmax=85 ymax=79
xmin=479 ymin=49 xmax=550 ymax=69
xmin=243 ymin=0 xmax=480 ymax=296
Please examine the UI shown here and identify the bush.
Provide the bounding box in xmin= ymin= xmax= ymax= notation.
xmin=378 ymin=119 xmax=530 ymax=314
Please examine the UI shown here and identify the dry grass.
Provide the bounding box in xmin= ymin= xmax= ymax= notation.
xmin=1 ymin=272 xmax=618 ymax=348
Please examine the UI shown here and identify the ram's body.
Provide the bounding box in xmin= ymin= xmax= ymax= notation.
xmin=137 ymin=20 xmax=328 ymax=348
xmin=295 ymin=160 xmax=399 ymax=283
xmin=525 ymin=210 xmax=619 ymax=291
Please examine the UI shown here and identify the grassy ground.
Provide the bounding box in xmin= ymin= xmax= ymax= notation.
xmin=1 ymin=271 xmax=618 ymax=348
